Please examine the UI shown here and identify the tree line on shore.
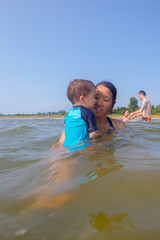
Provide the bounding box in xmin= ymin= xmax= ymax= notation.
xmin=0 ymin=110 xmax=68 ymax=118
xmin=112 ymin=97 xmax=160 ymax=115
xmin=1 ymin=98 xmax=160 ymax=117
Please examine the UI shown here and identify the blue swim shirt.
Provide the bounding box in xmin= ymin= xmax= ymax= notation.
xmin=63 ymin=105 xmax=98 ymax=148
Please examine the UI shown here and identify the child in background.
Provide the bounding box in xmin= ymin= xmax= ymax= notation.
xmin=122 ymin=109 xmax=130 ymax=122
xmin=63 ymin=79 xmax=98 ymax=148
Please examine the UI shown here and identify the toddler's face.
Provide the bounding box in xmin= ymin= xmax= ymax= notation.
xmin=83 ymin=88 xmax=96 ymax=111
xmin=124 ymin=110 xmax=129 ymax=117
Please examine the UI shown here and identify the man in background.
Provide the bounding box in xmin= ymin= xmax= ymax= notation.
xmin=129 ymin=90 xmax=151 ymax=121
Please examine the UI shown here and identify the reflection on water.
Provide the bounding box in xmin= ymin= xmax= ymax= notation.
xmin=0 ymin=119 xmax=160 ymax=239
xmin=21 ymin=191 xmax=76 ymax=214
xmin=79 ymin=164 xmax=122 ymax=184
xmin=90 ymin=212 xmax=128 ymax=233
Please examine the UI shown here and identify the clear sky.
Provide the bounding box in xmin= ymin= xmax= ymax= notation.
xmin=0 ymin=0 xmax=160 ymax=114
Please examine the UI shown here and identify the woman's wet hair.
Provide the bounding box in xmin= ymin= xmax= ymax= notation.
xmin=96 ymin=81 xmax=117 ymax=105
xmin=67 ymin=79 xmax=95 ymax=104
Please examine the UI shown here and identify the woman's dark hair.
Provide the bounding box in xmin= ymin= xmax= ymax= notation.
xmin=96 ymin=81 xmax=117 ymax=105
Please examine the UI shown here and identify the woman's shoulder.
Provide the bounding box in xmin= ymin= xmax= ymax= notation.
xmin=111 ymin=118 xmax=126 ymax=130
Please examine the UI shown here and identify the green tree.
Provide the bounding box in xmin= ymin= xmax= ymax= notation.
xmin=155 ymin=105 xmax=160 ymax=114
xmin=37 ymin=112 xmax=42 ymax=116
xmin=58 ymin=110 xmax=67 ymax=115
xmin=112 ymin=106 xmax=128 ymax=115
xmin=128 ymin=97 xmax=139 ymax=112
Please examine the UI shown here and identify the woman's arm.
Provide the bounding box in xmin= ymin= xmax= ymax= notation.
xmin=51 ymin=130 xmax=65 ymax=149
xmin=58 ymin=130 xmax=65 ymax=146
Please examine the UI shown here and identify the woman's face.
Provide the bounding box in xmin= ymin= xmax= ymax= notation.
xmin=94 ymin=85 xmax=114 ymax=118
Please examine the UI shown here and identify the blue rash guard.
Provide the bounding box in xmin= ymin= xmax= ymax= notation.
xmin=63 ymin=105 xmax=98 ymax=148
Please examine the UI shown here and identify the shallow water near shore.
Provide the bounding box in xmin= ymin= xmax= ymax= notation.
xmin=0 ymin=119 xmax=160 ymax=240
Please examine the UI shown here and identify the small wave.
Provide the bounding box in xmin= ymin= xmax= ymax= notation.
xmin=1 ymin=125 xmax=37 ymax=136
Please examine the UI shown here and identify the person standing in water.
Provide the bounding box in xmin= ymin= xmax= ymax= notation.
xmin=129 ymin=90 xmax=151 ymax=121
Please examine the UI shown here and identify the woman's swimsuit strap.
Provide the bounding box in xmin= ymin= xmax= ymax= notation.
xmin=106 ymin=117 xmax=115 ymax=129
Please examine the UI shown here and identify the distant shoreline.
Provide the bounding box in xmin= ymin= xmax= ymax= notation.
xmin=0 ymin=115 xmax=160 ymax=120
xmin=0 ymin=117 xmax=65 ymax=120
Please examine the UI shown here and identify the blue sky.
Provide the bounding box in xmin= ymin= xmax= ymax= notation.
xmin=0 ymin=0 xmax=160 ymax=114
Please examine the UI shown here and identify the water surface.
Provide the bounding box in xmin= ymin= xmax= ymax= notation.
xmin=0 ymin=119 xmax=160 ymax=239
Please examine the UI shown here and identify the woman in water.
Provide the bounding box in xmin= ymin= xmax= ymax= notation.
xmin=58 ymin=81 xmax=126 ymax=146
xmin=24 ymin=81 xmax=125 ymax=213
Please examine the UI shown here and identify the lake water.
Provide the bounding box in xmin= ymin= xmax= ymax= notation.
xmin=0 ymin=119 xmax=160 ymax=240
